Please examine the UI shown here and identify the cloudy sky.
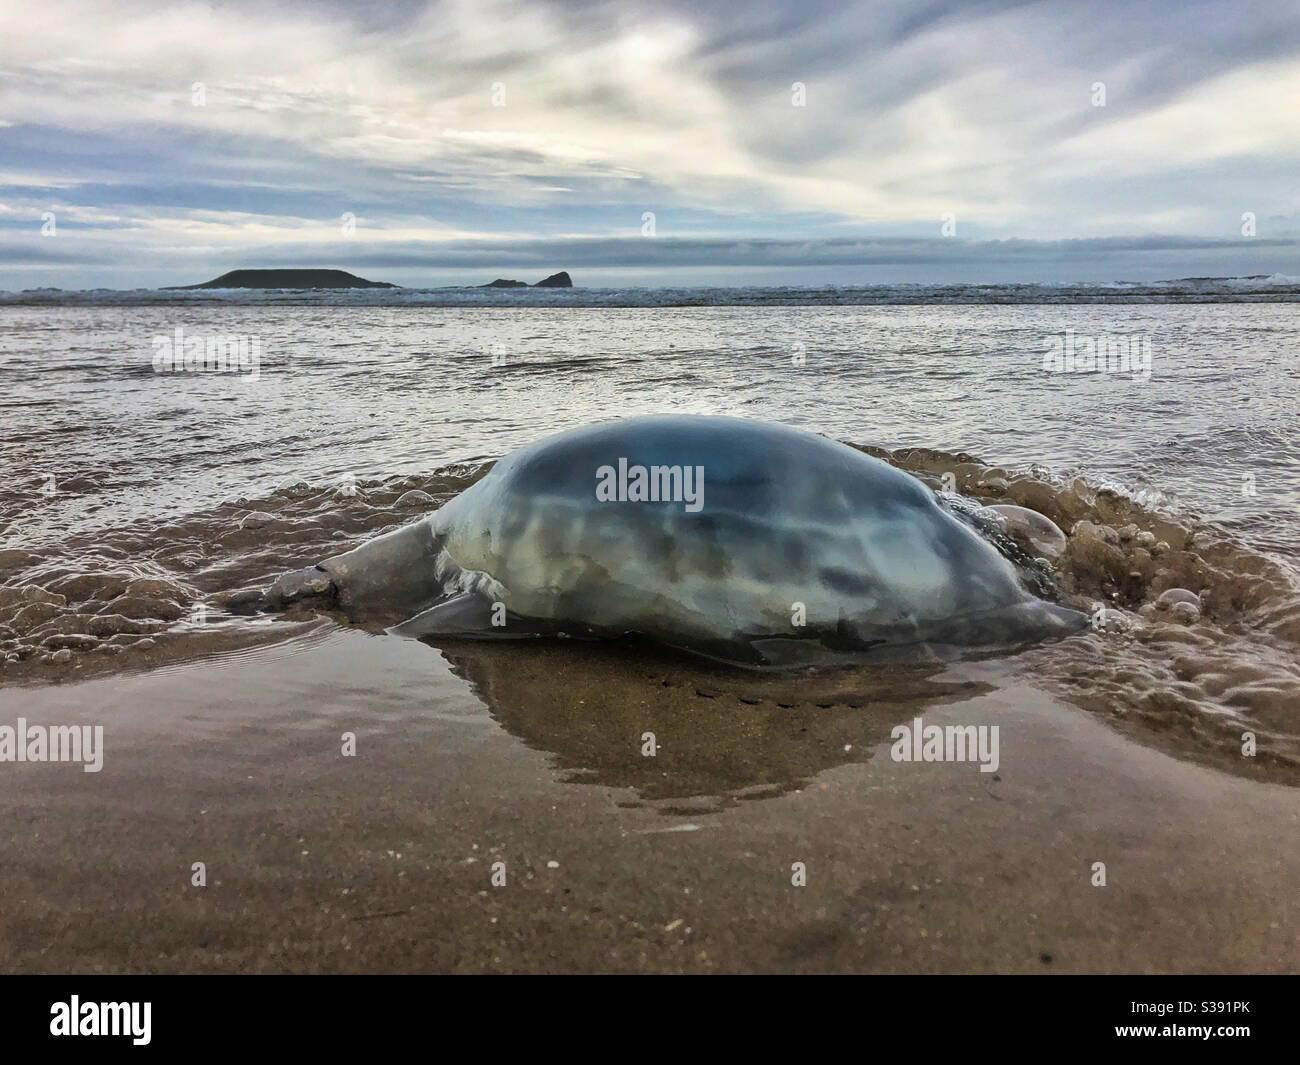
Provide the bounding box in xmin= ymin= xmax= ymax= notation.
xmin=3 ymin=0 xmax=1300 ymax=289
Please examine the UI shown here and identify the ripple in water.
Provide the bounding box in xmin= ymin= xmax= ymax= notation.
xmin=2 ymin=303 xmax=1298 ymax=784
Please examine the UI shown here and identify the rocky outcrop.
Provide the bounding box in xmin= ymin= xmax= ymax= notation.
xmin=479 ymin=271 xmax=573 ymax=288
xmin=533 ymin=271 xmax=572 ymax=288
xmin=170 ymin=269 xmax=396 ymax=290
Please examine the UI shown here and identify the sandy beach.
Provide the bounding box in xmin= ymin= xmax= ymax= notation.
xmin=3 ymin=302 xmax=1298 ymax=977
xmin=2 ymin=628 xmax=1295 ymax=974
xmin=8 ymin=0 xmax=1300 ymax=1013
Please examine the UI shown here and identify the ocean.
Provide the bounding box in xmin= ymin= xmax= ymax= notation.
xmin=4 ymin=274 xmax=1300 ymax=306
xmin=2 ymin=289 xmax=1298 ymax=972
xmin=4 ymin=295 xmax=1298 ymax=553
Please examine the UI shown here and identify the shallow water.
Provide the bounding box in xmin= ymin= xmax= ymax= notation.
xmin=7 ymin=628 xmax=1298 ymax=973
xmin=4 ymin=303 xmax=1298 ymax=541
xmin=2 ymin=302 xmax=1299 ymax=784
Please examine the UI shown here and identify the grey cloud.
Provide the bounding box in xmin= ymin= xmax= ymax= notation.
xmin=8 ymin=233 xmax=1285 ymax=271
xmin=2 ymin=0 xmax=1299 ymax=289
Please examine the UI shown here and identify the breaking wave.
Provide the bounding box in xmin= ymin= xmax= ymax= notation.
xmin=4 ymin=275 xmax=1300 ymax=308
xmin=2 ymin=442 xmax=1297 ymax=784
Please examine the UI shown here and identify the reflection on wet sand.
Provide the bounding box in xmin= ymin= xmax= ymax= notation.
xmin=424 ymin=636 xmax=994 ymax=813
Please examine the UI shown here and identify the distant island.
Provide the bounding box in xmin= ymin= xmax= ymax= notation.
xmin=481 ymin=271 xmax=573 ymax=288
xmin=164 ymin=268 xmax=575 ymax=290
xmin=168 ymin=269 xmax=397 ymax=290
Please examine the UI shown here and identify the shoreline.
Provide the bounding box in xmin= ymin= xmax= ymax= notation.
xmin=2 ymin=628 xmax=1296 ymax=974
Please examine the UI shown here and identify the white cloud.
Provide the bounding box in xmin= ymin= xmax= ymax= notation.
xmin=1 ymin=0 xmax=1299 ymax=284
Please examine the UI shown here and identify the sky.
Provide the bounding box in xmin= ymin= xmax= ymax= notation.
xmin=2 ymin=0 xmax=1300 ymax=289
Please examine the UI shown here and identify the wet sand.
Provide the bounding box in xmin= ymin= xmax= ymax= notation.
xmin=1 ymin=627 xmax=1296 ymax=974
